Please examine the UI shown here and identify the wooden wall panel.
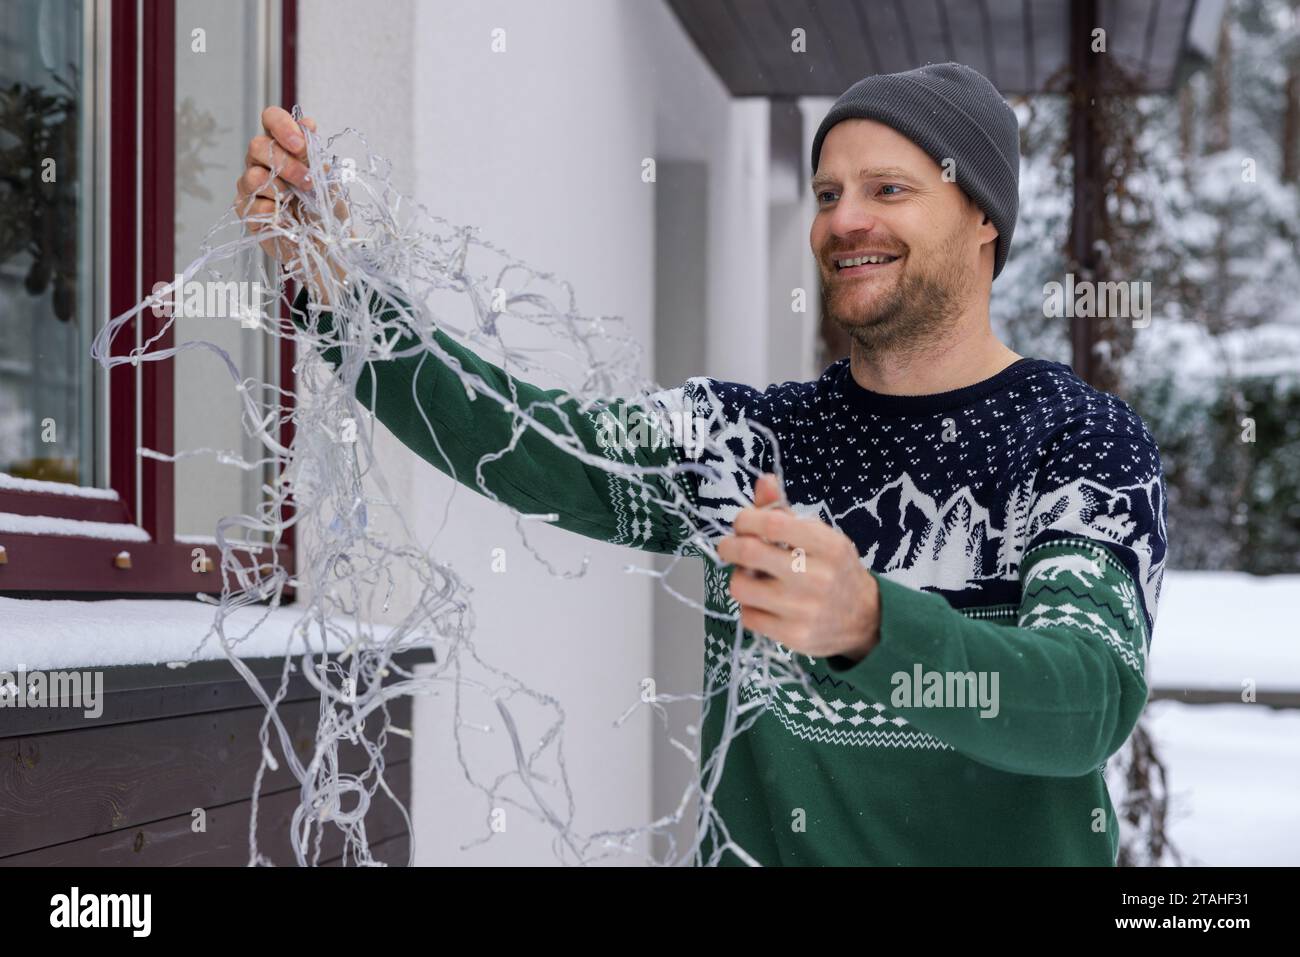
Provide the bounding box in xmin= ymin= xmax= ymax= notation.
xmin=0 ymin=652 xmax=429 ymax=866
xmin=0 ymin=764 xmax=411 ymax=866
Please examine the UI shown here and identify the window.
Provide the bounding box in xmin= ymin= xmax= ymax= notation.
xmin=0 ymin=0 xmax=298 ymax=595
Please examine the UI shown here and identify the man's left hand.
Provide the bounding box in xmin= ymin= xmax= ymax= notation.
xmin=716 ymin=473 xmax=881 ymax=662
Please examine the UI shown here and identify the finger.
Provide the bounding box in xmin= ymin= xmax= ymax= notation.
xmin=261 ymin=105 xmax=306 ymax=156
xmin=727 ymin=567 xmax=793 ymax=616
xmin=245 ymin=135 xmax=312 ymax=188
xmin=235 ymin=194 xmax=305 ymax=246
xmin=717 ymin=533 xmax=798 ymax=580
xmin=732 ymin=506 xmax=831 ymax=551
xmin=236 ymin=165 xmax=298 ymax=205
xmin=753 ymin=473 xmax=786 ymax=510
xmin=235 ymin=195 xmax=291 ymax=233
xmin=736 ymin=604 xmax=784 ymax=641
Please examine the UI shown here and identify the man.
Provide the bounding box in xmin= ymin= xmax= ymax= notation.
xmin=237 ymin=63 xmax=1167 ymax=865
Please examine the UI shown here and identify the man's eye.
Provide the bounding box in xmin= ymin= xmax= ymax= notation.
xmin=880 ymin=184 xmax=905 ymax=196
xmin=816 ymin=190 xmax=838 ymax=203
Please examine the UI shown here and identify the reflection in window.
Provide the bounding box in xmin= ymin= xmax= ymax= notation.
xmin=173 ymin=0 xmax=278 ymax=541
xmin=0 ymin=0 xmax=93 ymax=487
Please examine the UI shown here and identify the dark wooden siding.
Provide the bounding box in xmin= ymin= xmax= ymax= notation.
xmin=0 ymin=652 xmax=428 ymax=866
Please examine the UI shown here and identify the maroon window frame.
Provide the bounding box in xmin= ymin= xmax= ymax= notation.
xmin=0 ymin=0 xmax=298 ymax=596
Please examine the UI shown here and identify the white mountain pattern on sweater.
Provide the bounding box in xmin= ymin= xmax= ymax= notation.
xmin=639 ymin=357 xmax=1167 ymax=750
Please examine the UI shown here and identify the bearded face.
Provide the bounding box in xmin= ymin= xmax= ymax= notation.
xmin=818 ymin=225 xmax=972 ymax=354
xmin=809 ymin=119 xmax=995 ymax=357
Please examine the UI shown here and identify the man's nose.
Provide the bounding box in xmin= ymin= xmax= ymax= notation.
xmin=827 ymin=195 xmax=880 ymax=238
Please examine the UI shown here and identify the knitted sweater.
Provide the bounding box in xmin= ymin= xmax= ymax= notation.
xmin=293 ymin=287 xmax=1168 ymax=866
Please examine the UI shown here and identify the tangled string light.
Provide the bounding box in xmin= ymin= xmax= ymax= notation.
xmin=91 ymin=108 xmax=832 ymax=866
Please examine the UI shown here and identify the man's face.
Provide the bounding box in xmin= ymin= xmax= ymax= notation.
xmin=809 ymin=118 xmax=995 ymax=353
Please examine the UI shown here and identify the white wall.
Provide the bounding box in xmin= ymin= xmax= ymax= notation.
xmin=707 ymin=100 xmax=771 ymax=385
xmin=298 ymin=0 xmax=767 ymax=865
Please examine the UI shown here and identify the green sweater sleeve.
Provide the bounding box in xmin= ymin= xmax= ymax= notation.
xmin=824 ymin=537 xmax=1150 ymax=778
xmin=289 ymin=285 xmax=699 ymax=554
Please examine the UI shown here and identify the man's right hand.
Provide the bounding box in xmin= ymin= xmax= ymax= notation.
xmin=236 ymin=107 xmax=350 ymax=300
xmin=236 ymin=106 xmax=317 ymax=260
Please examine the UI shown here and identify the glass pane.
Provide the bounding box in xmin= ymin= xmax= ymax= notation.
xmin=0 ymin=0 xmax=94 ymax=487
xmin=173 ymin=0 xmax=276 ymax=541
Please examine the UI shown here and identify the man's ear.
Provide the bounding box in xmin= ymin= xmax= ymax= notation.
xmin=969 ymin=195 xmax=990 ymax=225
xmin=977 ymin=211 xmax=998 ymax=243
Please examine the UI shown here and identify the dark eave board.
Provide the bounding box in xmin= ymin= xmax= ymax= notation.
xmin=666 ymin=0 xmax=1202 ymax=97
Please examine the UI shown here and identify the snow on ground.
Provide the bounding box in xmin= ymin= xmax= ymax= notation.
xmin=1134 ymin=570 xmax=1300 ymax=865
xmin=1137 ymin=700 xmax=1300 ymax=866
xmin=1148 ymin=570 xmax=1300 ymax=690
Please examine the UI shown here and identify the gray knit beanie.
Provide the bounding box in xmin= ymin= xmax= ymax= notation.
xmin=810 ymin=62 xmax=1020 ymax=279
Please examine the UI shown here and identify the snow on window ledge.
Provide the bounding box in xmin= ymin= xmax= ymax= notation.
xmin=0 ymin=512 xmax=151 ymax=542
xmin=175 ymin=533 xmax=267 ymax=553
xmin=0 ymin=473 xmax=120 ymax=500
xmin=0 ymin=596 xmax=415 ymax=671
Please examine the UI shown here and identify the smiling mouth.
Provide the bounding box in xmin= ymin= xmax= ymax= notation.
xmin=833 ymin=253 xmax=901 ymax=276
